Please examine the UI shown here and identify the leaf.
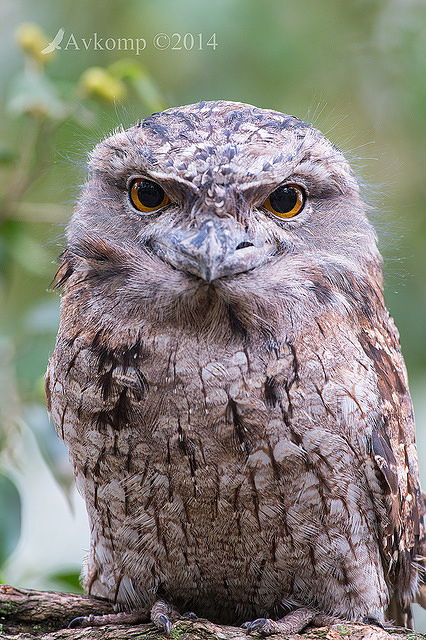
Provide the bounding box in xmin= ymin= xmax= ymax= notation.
xmin=0 ymin=142 xmax=15 ymax=164
xmin=0 ymin=474 xmax=21 ymax=567
xmin=46 ymin=570 xmax=82 ymax=593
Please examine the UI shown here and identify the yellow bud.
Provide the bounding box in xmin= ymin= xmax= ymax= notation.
xmin=15 ymin=23 xmax=54 ymax=65
xmin=80 ymin=67 xmax=126 ymax=103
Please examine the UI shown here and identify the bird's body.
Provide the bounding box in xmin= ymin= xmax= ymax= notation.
xmin=46 ymin=100 xmax=424 ymax=632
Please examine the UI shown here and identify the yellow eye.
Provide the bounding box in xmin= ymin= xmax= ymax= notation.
xmin=264 ymin=184 xmax=306 ymax=219
xmin=129 ymin=178 xmax=169 ymax=213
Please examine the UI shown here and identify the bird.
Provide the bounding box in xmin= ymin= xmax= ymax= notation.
xmin=45 ymin=100 xmax=425 ymax=635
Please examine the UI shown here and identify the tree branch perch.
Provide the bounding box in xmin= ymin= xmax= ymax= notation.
xmin=0 ymin=585 xmax=424 ymax=640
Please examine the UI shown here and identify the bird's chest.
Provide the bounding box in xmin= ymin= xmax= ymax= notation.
xmin=51 ymin=319 xmax=385 ymax=614
xmin=57 ymin=321 xmax=376 ymax=528
xmin=57 ymin=324 xmax=296 ymax=503
xmin=111 ymin=330 xmax=283 ymax=502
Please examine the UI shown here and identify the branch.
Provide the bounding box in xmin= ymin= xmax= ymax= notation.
xmin=0 ymin=584 xmax=113 ymax=637
xmin=0 ymin=585 xmax=424 ymax=640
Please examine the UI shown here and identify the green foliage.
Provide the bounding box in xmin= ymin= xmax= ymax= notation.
xmin=47 ymin=570 xmax=82 ymax=593
xmin=0 ymin=474 xmax=21 ymax=569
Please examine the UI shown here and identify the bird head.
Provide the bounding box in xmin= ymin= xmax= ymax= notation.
xmin=65 ymin=101 xmax=382 ymax=335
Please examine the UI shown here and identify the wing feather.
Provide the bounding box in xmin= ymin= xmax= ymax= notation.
xmin=360 ymin=301 xmax=425 ymax=625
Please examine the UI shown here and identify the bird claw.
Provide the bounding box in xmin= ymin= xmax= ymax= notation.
xmin=157 ymin=613 xmax=172 ymax=637
xmin=150 ymin=599 xmax=184 ymax=635
xmin=68 ymin=610 xmax=150 ymax=628
xmin=362 ymin=616 xmax=385 ymax=629
xmin=152 ymin=605 xmax=197 ymax=634
xmin=68 ymin=615 xmax=88 ymax=629
xmin=244 ymin=607 xmax=333 ymax=636
xmin=67 ymin=600 xmax=192 ymax=635
xmin=182 ymin=611 xmax=198 ymax=620
xmin=245 ymin=618 xmax=272 ymax=636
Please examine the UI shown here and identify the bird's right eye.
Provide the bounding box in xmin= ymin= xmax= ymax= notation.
xmin=129 ymin=178 xmax=169 ymax=213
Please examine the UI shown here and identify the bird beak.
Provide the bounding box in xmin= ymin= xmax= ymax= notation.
xmin=152 ymin=216 xmax=270 ymax=282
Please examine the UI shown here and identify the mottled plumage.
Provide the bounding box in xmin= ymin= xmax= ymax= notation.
xmin=46 ymin=100 xmax=425 ymax=633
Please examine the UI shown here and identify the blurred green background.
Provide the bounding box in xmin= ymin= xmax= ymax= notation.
xmin=1 ymin=0 xmax=425 ymax=629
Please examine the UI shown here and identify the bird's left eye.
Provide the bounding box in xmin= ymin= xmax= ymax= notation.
xmin=264 ymin=184 xmax=306 ymax=219
xmin=129 ymin=178 xmax=169 ymax=213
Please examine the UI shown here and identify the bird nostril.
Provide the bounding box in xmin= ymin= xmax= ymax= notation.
xmin=236 ymin=241 xmax=254 ymax=250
